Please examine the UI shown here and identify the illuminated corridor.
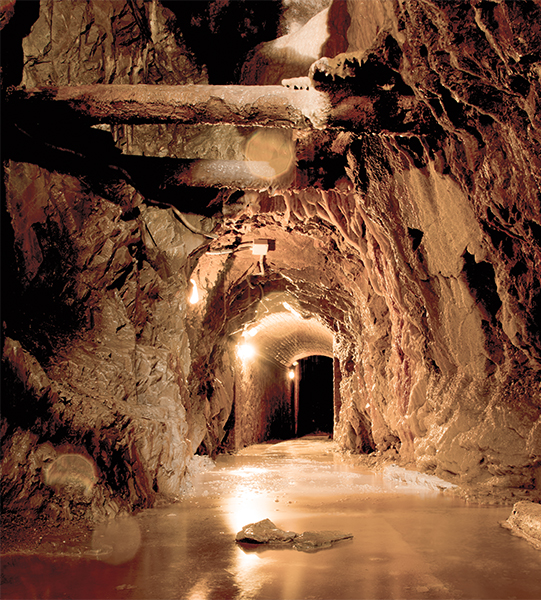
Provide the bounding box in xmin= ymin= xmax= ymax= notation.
xmin=2 ymin=1 xmax=541 ymax=596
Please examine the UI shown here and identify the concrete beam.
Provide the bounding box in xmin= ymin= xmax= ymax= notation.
xmin=10 ymin=85 xmax=432 ymax=133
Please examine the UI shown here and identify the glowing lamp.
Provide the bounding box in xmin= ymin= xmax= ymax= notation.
xmin=189 ymin=279 xmax=199 ymax=304
xmin=237 ymin=343 xmax=256 ymax=360
xmin=252 ymin=240 xmax=269 ymax=256
xmin=288 ymin=369 xmax=295 ymax=380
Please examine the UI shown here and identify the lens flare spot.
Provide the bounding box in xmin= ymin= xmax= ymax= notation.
xmin=44 ymin=454 xmax=97 ymax=495
xmin=90 ymin=517 xmax=141 ymax=565
xmin=245 ymin=129 xmax=295 ymax=180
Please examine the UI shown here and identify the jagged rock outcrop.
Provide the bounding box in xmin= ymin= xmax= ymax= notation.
xmin=1 ymin=161 xmax=206 ymax=519
xmin=502 ymin=501 xmax=541 ymax=549
xmin=235 ymin=518 xmax=353 ymax=552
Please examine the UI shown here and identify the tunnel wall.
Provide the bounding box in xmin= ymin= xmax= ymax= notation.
xmin=231 ymin=350 xmax=293 ymax=448
xmin=1 ymin=162 xmax=203 ymax=519
xmin=328 ymin=0 xmax=541 ymax=494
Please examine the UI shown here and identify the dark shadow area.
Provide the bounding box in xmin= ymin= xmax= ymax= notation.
xmin=0 ymin=0 xmax=40 ymax=88
xmin=2 ymin=107 xmax=223 ymax=216
xmin=163 ymin=0 xmax=282 ymax=84
xmin=461 ymin=251 xmax=502 ymax=321
xmin=296 ymin=355 xmax=334 ymax=437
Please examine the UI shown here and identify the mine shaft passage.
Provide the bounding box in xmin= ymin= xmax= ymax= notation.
xmin=293 ymin=355 xmax=334 ymax=438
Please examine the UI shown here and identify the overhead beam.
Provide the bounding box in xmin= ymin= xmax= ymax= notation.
xmin=9 ymin=84 xmax=433 ymax=133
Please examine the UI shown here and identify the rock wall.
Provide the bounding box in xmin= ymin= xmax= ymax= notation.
xmin=1 ymin=160 xmax=208 ymax=520
xmin=21 ymin=0 xmax=206 ymax=86
xmin=344 ymin=0 xmax=541 ymax=496
xmin=232 ymin=350 xmax=293 ymax=448
xmin=1 ymin=0 xmax=214 ymax=521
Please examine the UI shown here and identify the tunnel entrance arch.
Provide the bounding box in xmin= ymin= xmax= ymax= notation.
xmin=292 ymin=355 xmax=334 ymax=437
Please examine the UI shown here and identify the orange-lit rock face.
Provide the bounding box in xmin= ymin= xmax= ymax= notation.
xmin=1 ymin=0 xmax=541 ymax=522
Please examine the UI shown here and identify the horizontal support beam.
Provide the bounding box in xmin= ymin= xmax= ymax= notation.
xmin=11 ymin=85 xmax=329 ymax=130
xmin=168 ymin=159 xmax=295 ymax=190
xmin=9 ymin=85 xmax=433 ymax=133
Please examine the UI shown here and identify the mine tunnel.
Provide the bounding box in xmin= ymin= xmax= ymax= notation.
xmin=294 ymin=356 xmax=334 ymax=438
xmin=1 ymin=0 xmax=541 ymax=597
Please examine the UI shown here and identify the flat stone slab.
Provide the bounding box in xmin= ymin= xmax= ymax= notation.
xmin=501 ymin=501 xmax=541 ymax=550
xmin=236 ymin=519 xmax=353 ymax=553
xmin=292 ymin=530 xmax=354 ymax=552
xmin=235 ymin=518 xmax=297 ymax=544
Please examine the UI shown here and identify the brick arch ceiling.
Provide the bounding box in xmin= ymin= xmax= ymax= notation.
xmin=244 ymin=311 xmax=334 ymax=367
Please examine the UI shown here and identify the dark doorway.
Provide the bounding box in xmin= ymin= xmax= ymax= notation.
xmin=295 ymin=356 xmax=334 ymax=437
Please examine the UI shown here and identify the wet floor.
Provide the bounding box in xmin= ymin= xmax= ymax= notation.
xmin=2 ymin=437 xmax=541 ymax=599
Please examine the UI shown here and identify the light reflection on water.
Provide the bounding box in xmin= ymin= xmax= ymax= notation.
xmin=3 ymin=438 xmax=541 ymax=600
xmin=89 ymin=517 xmax=141 ymax=565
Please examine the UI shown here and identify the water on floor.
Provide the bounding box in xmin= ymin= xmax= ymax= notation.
xmin=2 ymin=437 xmax=541 ymax=599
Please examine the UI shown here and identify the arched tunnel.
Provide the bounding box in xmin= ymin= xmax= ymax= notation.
xmin=1 ymin=0 xmax=541 ymax=588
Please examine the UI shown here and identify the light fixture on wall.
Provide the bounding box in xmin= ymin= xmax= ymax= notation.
xmin=252 ymin=239 xmax=269 ymax=276
xmin=243 ymin=325 xmax=259 ymax=338
xmin=288 ymin=369 xmax=295 ymax=380
xmin=189 ymin=279 xmax=199 ymax=304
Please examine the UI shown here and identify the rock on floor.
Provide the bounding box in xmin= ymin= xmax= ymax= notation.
xmin=236 ymin=518 xmax=353 ymax=553
xmin=501 ymin=501 xmax=541 ymax=550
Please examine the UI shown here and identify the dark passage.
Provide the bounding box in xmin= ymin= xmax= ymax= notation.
xmin=296 ymin=356 xmax=334 ymax=437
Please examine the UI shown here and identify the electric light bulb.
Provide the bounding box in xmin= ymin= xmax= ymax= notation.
xmin=189 ymin=279 xmax=199 ymax=304
xmin=237 ymin=343 xmax=256 ymax=360
xmin=288 ymin=369 xmax=295 ymax=380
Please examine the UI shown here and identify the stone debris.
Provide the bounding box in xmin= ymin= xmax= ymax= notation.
xmin=383 ymin=465 xmax=457 ymax=492
xmin=501 ymin=501 xmax=541 ymax=550
xmin=236 ymin=518 xmax=353 ymax=552
xmin=236 ymin=518 xmax=297 ymax=544
xmin=292 ymin=530 xmax=354 ymax=552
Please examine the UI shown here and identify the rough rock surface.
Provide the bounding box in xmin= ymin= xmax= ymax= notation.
xmin=236 ymin=518 xmax=297 ymax=544
xmin=2 ymin=0 xmax=541 ymax=524
xmin=2 ymin=163 xmax=200 ymax=520
xmin=235 ymin=518 xmax=353 ymax=552
xmin=21 ymin=0 xmax=206 ymax=87
xmin=240 ymin=1 xmax=349 ymax=85
xmin=501 ymin=501 xmax=541 ymax=550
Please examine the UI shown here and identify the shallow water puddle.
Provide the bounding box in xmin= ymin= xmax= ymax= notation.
xmin=2 ymin=438 xmax=540 ymax=599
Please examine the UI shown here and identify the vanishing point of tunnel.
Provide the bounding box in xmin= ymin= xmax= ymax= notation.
xmin=1 ymin=0 xmax=541 ymax=598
